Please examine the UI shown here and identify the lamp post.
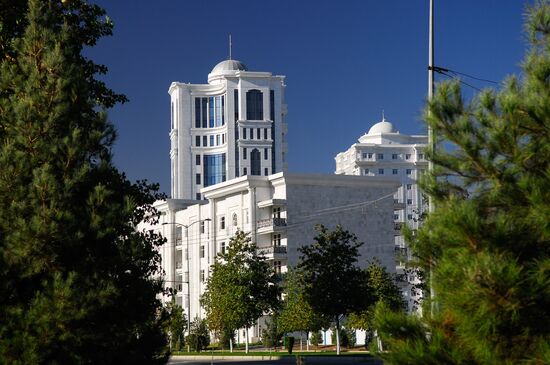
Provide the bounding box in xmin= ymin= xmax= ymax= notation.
xmin=163 ymin=218 xmax=211 ymax=352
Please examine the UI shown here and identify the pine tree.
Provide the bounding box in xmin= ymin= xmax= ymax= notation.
xmin=373 ymin=2 xmax=550 ymax=364
xmin=0 ymin=1 xmax=168 ymax=363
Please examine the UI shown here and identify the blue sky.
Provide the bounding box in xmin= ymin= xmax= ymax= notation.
xmin=88 ymin=0 xmax=527 ymax=195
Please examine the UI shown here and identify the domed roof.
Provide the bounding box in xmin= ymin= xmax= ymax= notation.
xmin=210 ymin=59 xmax=248 ymax=75
xmin=367 ymin=118 xmax=397 ymax=135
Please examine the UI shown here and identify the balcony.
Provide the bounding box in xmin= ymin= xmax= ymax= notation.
xmin=257 ymin=218 xmax=287 ymax=234
xmin=257 ymin=245 xmax=287 ymax=260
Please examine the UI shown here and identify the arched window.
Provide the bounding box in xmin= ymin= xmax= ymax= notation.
xmin=246 ymin=89 xmax=263 ymax=120
xmin=250 ymin=148 xmax=261 ymax=176
xmin=232 ymin=213 xmax=238 ymax=227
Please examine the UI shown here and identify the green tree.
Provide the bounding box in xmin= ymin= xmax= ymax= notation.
xmin=278 ymin=267 xmax=329 ymax=351
xmin=297 ymin=224 xmax=372 ymax=355
xmin=164 ymin=298 xmax=187 ymax=352
xmin=262 ymin=315 xmax=283 ymax=349
xmin=187 ymin=317 xmax=210 ymax=353
xmin=347 ymin=262 xmax=405 ymax=348
xmin=0 ymin=1 xmax=167 ymax=363
xmin=373 ymin=2 xmax=550 ymax=364
xmin=201 ymin=230 xmax=280 ymax=353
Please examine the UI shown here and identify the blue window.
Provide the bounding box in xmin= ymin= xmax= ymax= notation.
xmin=234 ymin=90 xmax=239 ymax=120
xmin=243 ymin=128 xmax=247 ymax=139
xmin=246 ymin=89 xmax=263 ymax=120
xmin=264 ymin=148 xmax=268 ymax=160
xmin=216 ymin=135 xmax=220 ymax=146
xmin=196 ymin=173 xmax=201 ymax=185
xmin=377 ymin=153 xmax=384 ymax=159
xmin=264 ymin=168 xmax=269 ymax=176
xmin=209 ymin=97 xmax=214 ymax=128
xmin=368 ymin=153 xmax=373 ymax=159
xmin=203 ymin=153 xmax=226 ymax=187
xmin=392 ymin=153 xmax=398 ymax=159
xmin=201 ymin=98 xmax=207 ymax=128
xmin=196 ymin=155 xmax=201 ymax=165
xmin=196 ymin=136 xmax=200 ymax=146
xmin=378 ymin=168 xmax=384 ymax=175
xmin=243 ymin=148 xmax=247 ymax=159
xmin=202 ymin=136 xmax=207 ymax=147
xmin=195 ymin=99 xmax=201 ymax=128
xmin=264 ymin=128 xmax=268 ymax=140
xmin=251 ymin=148 xmax=261 ymax=176
xmin=406 ymin=169 xmax=412 ymax=175
xmin=392 ymin=169 xmax=398 ymax=175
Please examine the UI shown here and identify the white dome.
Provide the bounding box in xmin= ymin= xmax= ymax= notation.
xmin=367 ymin=119 xmax=397 ymax=135
xmin=210 ymin=59 xmax=248 ymax=75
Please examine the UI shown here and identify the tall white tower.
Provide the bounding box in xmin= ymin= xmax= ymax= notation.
xmin=168 ymin=59 xmax=288 ymax=199
xmin=335 ymin=117 xmax=428 ymax=311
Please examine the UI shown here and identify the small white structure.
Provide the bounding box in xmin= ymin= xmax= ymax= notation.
xmin=145 ymin=172 xmax=399 ymax=342
xmin=335 ymin=118 xmax=428 ymax=312
xmin=168 ymin=59 xmax=288 ymax=200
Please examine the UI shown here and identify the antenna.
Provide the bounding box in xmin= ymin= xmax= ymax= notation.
xmin=382 ymin=109 xmax=385 ymax=121
xmin=229 ymin=34 xmax=232 ymax=60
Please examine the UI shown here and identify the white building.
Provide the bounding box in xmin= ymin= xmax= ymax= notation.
xmin=150 ymin=172 xmax=399 ymax=342
xmin=335 ymin=118 xmax=428 ymax=311
xmin=142 ymin=59 xmax=404 ymax=345
xmin=168 ymin=59 xmax=288 ymax=200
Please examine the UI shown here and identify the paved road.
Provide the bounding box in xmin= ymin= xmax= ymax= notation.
xmin=169 ymin=356 xmax=383 ymax=365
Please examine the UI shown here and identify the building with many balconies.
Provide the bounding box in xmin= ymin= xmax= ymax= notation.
xmin=147 ymin=172 xmax=399 ymax=342
xmin=335 ymin=117 xmax=428 ymax=311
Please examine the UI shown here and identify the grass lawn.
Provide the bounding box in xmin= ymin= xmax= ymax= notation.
xmin=171 ymin=350 xmax=375 ymax=357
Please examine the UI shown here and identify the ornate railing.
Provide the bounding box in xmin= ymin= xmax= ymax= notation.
xmin=258 ymin=245 xmax=287 ymax=255
xmin=257 ymin=217 xmax=287 ymax=229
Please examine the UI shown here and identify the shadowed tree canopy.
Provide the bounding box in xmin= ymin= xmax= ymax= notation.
xmin=297 ymin=224 xmax=373 ymax=355
xmin=374 ymin=2 xmax=550 ymax=364
xmin=0 ymin=0 xmax=167 ymax=363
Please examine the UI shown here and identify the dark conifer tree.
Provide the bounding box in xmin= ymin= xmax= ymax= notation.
xmin=0 ymin=1 xmax=168 ymax=363
xmin=373 ymin=2 xmax=550 ymax=364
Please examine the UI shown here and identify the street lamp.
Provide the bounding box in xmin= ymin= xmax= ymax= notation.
xmin=163 ymin=218 xmax=211 ymax=352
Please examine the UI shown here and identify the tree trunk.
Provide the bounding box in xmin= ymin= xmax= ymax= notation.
xmin=245 ymin=327 xmax=249 ymax=354
xmin=335 ymin=316 xmax=341 ymax=355
xmin=306 ymin=331 xmax=309 ymax=352
xmin=300 ymin=331 xmax=303 ymax=351
xmin=229 ymin=337 xmax=233 ymax=353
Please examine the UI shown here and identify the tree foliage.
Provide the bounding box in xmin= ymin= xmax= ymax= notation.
xmin=201 ymin=230 xmax=280 ymax=345
xmin=374 ymin=2 xmax=550 ymax=364
xmin=278 ymin=267 xmax=329 ymax=336
xmin=187 ymin=317 xmax=210 ymax=353
xmin=347 ymin=262 xmax=405 ymax=334
xmin=164 ymin=298 xmax=187 ymax=352
xmin=297 ymin=224 xmax=372 ymax=354
xmin=262 ymin=315 xmax=283 ymax=349
xmin=0 ymin=1 xmax=167 ymax=363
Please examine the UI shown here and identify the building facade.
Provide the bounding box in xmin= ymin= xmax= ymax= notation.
xmin=147 ymin=173 xmax=399 ymax=342
xmin=168 ymin=59 xmax=288 ymax=200
xmin=335 ymin=118 xmax=428 ymax=311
